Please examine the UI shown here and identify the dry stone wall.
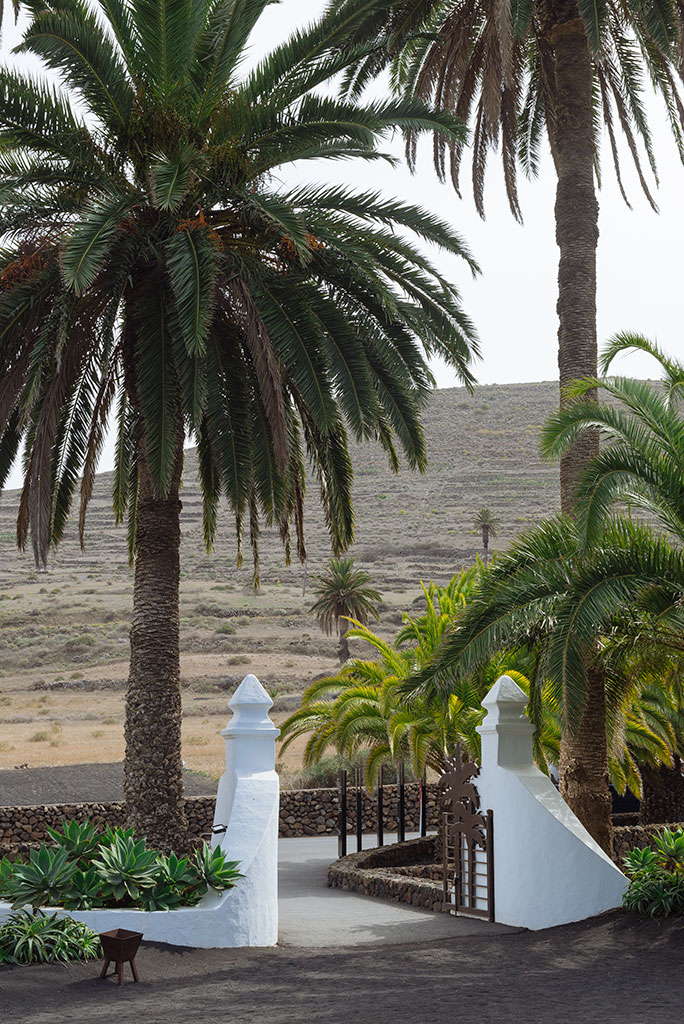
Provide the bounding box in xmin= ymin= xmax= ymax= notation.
xmin=612 ymin=822 xmax=684 ymax=863
xmin=0 ymin=783 xmax=441 ymax=853
xmin=327 ymin=836 xmax=443 ymax=911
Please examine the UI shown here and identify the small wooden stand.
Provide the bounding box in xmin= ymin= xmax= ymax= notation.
xmin=99 ymin=928 xmax=143 ymax=986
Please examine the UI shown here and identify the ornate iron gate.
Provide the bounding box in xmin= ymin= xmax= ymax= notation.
xmin=440 ymin=748 xmax=494 ymax=922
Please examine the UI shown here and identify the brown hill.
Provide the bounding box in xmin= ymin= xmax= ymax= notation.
xmin=0 ymin=381 xmax=561 ymax=777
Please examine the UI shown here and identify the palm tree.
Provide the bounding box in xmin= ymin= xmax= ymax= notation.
xmin=473 ymin=507 xmax=498 ymax=564
xmin=343 ymin=0 xmax=684 ymax=512
xmin=541 ymin=334 xmax=684 ymax=544
xmin=0 ymin=0 xmax=480 ymax=849
xmin=283 ymin=570 xmax=551 ymax=782
xmin=310 ymin=557 xmax=382 ymax=662
xmin=541 ymin=335 xmax=684 ymax=827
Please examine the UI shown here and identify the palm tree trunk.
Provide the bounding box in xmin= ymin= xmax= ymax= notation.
xmin=640 ymin=757 xmax=684 ymax=825
xmin=547 ymin=10 xmax=600 ymax=513
xmin=338 ymin=630 xmax=350 ymax=663
xmin=124 ymin=417 xmax=188 ymax=853
xmin=545 ymin=8 xmax=611 ymax=853
xmin=559 ymin=664 xmax=612 ymax=854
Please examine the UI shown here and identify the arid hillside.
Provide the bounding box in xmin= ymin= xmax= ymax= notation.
xmin=0 ymin=381 xmax=561 ymax=778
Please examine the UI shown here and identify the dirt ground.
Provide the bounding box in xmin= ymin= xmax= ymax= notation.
xmin=2 ymin=911 xmax=682 ymax=1024
xmin=0 ymin=383 xmax=563 ymax=784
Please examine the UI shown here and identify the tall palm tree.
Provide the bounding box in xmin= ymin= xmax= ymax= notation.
xmin=342 ymin=0 xmax=684 ymax=512
xmin=310 ymin=556 xmax=382 ymax=662
xmin=473 ymin=506 xmax=498 ymax=564
xmin=0 ymin=0 xmax=480 ymax=849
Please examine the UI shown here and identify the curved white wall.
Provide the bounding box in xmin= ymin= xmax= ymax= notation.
xmin=475 ymin=675 xmax=627 ymax=930
xmin=0 ymin=674 xmax=280 ymax=948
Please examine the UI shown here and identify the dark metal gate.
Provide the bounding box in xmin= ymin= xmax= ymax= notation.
xmin=440 ymin=747 xmax=494 ymax=922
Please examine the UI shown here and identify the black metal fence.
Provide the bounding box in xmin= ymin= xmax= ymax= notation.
xmin=337 ymin=765 xmax=429 ymax=857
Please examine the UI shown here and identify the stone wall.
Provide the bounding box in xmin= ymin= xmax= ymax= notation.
xmin=279 ymin=782 xmax=440 ymax=837
xmin=612 ymin=822 xmax=684 ymax=863
xmin=0 ymin=783 xmax=440 ymax=852
xmin=327 ymin=836 xmax=444 ymax=911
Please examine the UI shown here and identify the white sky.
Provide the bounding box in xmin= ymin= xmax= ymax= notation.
xmin=4 ymin=1 xmax=682 ymax=490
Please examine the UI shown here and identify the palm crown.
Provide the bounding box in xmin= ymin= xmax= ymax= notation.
xmin=0 ymin=0 xmax=479 ymax=573
xmin=344 ymin=0 xmax=684 ymax=217
xmin=310 ymin=556 xmax=382 ymax=660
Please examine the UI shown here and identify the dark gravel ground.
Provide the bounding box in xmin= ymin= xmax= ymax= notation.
xmin=2 ymin=911 xmax=683 ymax=1024
xmin=0 ymin=762 xmax=216 ymax=806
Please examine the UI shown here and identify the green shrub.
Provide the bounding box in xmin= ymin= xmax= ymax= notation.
xmin=623 ymin=828 xmax=684 ymax=917
xmin=46 ymin=820 xmax=100 ymax=865
xmin=1 ymin=822 xmax=242 ymax=913
xmin=0 ymin=910 xmax=101 ymax=965
xmin=193 ymin=843 xmax=243 ymax=894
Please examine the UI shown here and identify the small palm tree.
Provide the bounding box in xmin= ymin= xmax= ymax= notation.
xmin=473 ymin=508 xmax=499 ymax=564
xmin=310 ymin=557 xmax=381 ymax=662
xmin=283 ymin=571 xmax=554 ymax=783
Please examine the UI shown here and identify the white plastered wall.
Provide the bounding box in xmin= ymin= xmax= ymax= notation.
xmin=0 ymin=674 xmax=280 ymax=948
xmin=474 ymin=675 xmax=627 ymax=930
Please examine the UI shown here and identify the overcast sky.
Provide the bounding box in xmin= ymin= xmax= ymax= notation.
xmin=3 ymin=2 xmax=682 ymax=490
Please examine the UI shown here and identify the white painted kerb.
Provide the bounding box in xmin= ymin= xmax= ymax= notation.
xmin=474 ymin=675 xmax=627 ymax=930
xmin=0 ymin=674 xmax=280 ymax=948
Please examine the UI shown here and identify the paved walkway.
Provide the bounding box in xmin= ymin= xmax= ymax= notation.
xmin=278 ymin=834 xmax=513 ymax=946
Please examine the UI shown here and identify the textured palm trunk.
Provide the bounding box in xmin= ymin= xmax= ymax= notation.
xmin=640 ymin=757 xmax=684 ymax=825
xmin=338 ymin=629 xmax=350 ymax=663
xmin=545 ymin=8 xmax=611 ymax=853
xmin=558 ymin=664 xmax=612 ymax=853
xmin=547 ymin=10 xmax=600 ymax=513
xmin=124 ymin=419 xmax=188 ymax=853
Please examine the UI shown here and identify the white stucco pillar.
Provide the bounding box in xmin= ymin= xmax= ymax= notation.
xmin=213 ymin=673 xmax=281 ymax=836
xmin=211 ymin=673 xmax=281 ymax=945
xmin=475 ymin=675 xmax=627 ymax=930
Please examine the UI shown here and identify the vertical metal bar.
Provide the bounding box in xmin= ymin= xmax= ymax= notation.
xmin=355 ymin=768 xmax=363 ymax=852
xmin=376 ymin=766 xmax=384 ymax=848
xmin=487 ymin=809 xmax=495 ymax=923
xmin=337 ymin=769 xmax=347 ymax=858
xmin=442 ymin=810 xmax=449 ymax=911
xmin=419 ymin=769 xmax=427 ymax=837
xmin=397 ymin=761 xmax=405 ymax=843
xmin=468 ymin=835 xmax=476 ymax=908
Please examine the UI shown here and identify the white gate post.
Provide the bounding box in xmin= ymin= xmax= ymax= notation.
xmin=475 ymin=674 xmax=627 ymax=930
xmin=212 ymin=674 xmax=281 ymax=945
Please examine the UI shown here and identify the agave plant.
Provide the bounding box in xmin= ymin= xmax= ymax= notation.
xmin=8 ymin=845 xmax=76 ymax=910
xmin=60 ymin=868 xmax=103 ymax=911
xmin=193 ymin=843 xmax=242 ymax=895
xmin=46 ymin=820 xmax=100 ymax=866
xmin=92 ymin=833 xmax=158 ymax=903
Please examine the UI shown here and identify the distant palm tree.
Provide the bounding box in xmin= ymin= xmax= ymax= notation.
xmin=0 ymin=0 xmax=479 ymax=849
xmin=473 ymin=508 xmax=499 ymax=564
xmin=283 ymin=570 xmax=555 ymax=783
xmin=310 ymin=557 xmax=381 ymax=662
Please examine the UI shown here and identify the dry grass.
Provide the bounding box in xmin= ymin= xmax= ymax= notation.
xmin=0 ymin=383 xmax=562 ymax=780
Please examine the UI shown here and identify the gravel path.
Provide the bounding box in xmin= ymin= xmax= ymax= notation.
xmin=0 ymin=762 xmax=216 ymax=805
xmin=2 ymin=912 xmax=682 ymax=1024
